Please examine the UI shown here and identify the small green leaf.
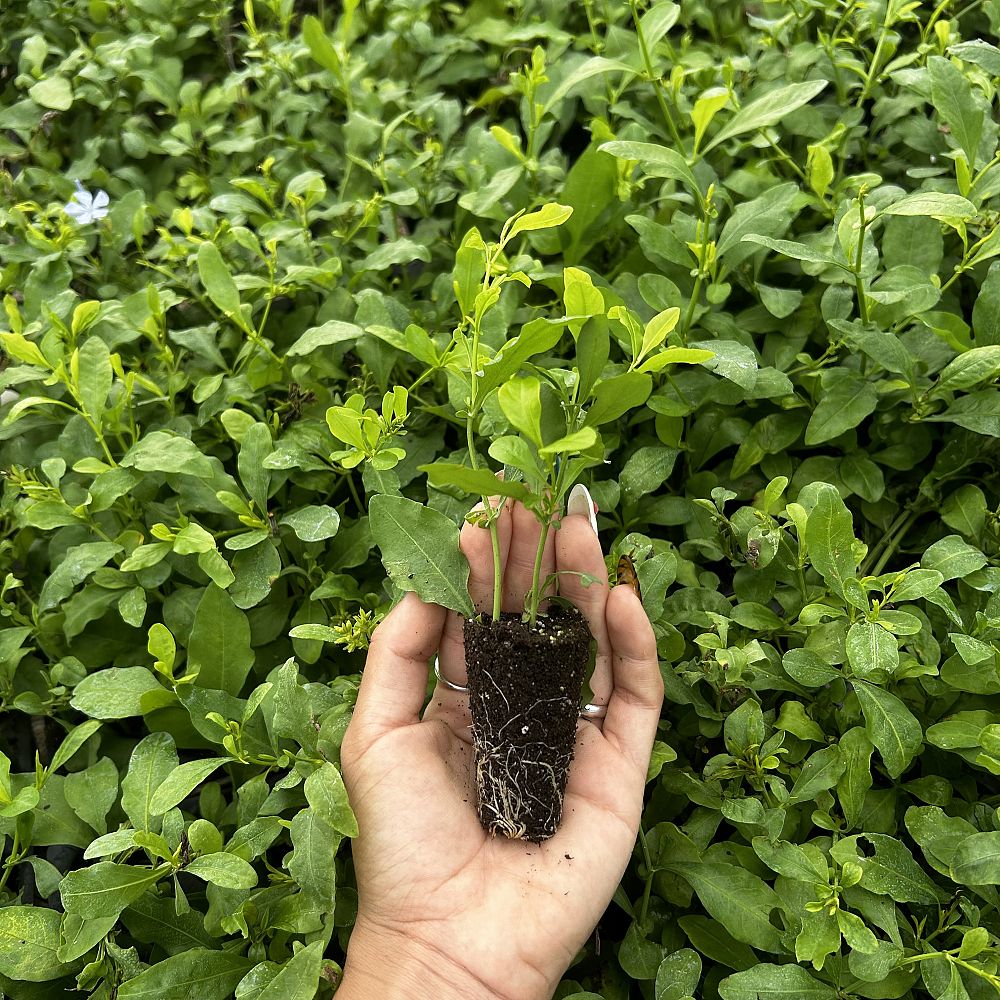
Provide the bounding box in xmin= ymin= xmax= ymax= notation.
xmin=280 ymin=504 xmax=342 ymax=541
xmin=702 ymin=80 xmax=827 ymax=153
xmin=148 ymin=758 xmax=227 ymax=816
xmin=421 ymin=462 xmax=531 ymax=500
xmin=60 ymin=862 xmax=165 ymax=919
xmin=506 ymin=203 xmax=573 ymax=241
xmin=853 ymin=682 xmax=923 ymax=779
xmin=369 ymin=495 xmax=474 ymax=617
xmin=116 ymin=949 xmax=255 ymax=1000
xmin=197 ymin=242 xmax=241 ymax=316
xmin=0 ymin=906 xmax=76 ymax=982
xmin=183 ymin=852 xmax=258 ymax=889
xmin=188 ymin=585 xmax=254 ymax=694
xmin=497 ymin=376 xmax=544 ymax=447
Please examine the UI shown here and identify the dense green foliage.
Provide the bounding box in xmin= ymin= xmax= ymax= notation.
xmin=2 ymin=0 xmax=1000 ymax=997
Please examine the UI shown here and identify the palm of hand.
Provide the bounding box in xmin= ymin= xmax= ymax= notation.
xmin=341 ymin=500 xmax=662 ymax=999
xmin=347 ymin=707 xmax=644 ymax=997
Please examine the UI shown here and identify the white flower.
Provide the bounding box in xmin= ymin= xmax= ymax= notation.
xmin=64 ymin=179 xmax=109 ymax=224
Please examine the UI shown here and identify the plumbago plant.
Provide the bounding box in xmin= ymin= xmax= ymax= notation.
xmin=1 ymin=0 xmax=1000 ymax=998
xmin=345 ymin=203 xmax=711 ymax=840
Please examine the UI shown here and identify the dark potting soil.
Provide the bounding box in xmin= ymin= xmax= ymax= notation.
xmin=464 ymin=604 xmax=594 ymax=843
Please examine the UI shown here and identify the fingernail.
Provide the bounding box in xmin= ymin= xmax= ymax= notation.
xmin=567 ymin=483 xmax=599 ymax=534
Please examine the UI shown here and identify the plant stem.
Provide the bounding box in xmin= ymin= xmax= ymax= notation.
xmin=870 ymin=509 xmax=919 ymax=576
xmin=0 ymin=827 xmax=20 ymax=895
xmin=629 ymin=0 xmax=684 ymax=152
xmin=637 ymin=824 xmax=654 ymax=929
xmin=854 ymin=195 xmax=871 ymax=326
xmin=856 ymin=2 xmax=893 ymax=106
xmin=345 ymin=471 xmax=364 ymax=513
xmin=466 ymin=314 xmax=504 ymax=623
xmin=526 ymin=518 xmax=551 ymax=626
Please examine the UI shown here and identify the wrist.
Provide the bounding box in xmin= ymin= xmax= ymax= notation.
xmin=338 ymin=916 xmax=547 ymax=1000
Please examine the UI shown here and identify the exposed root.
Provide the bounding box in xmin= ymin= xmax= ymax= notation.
xmin=473 ymin=668 xmax=576 ymax=841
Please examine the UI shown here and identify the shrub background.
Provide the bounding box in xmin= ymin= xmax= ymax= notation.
xmin=2 ymin=0 xmax=1000 ymax=998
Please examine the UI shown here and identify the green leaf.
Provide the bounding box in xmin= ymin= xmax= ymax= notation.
xmin=795 ymin=908 xmax=841 ymax=970
xmin=540 ymin=57 xmax=632 ymax=115
xmin=702 ymin=80 xmax=828 ymax=153
xmin=76 ymin=336 xmax=113 ymax=421
xmin=238 ymin=423 xmax=272 ymax=514
xmin=741 ymin=233 xmax=846 ymax=269
xmin=928 ymin=389 xmax=1000 ymax=436
xmin=64 ymin=757 xmax=119 ymax=836
xmin=188 ymin=585 xmax=255 ymax=694
xmin=369 ymin=495 xmax=474 ymax=617
xmin=882 ymin=192 xmax=977 ymax=219
xmin=921 ymin=535 xmax=988 ymax=581
xmin=279 ymin=504 xmax=341 ymax=542
xmin=70 ymin=668 xmax=170 ymax=720
xmin=788 ymin=745 xmax=846 ymax=803
xmin=286 ymin=319 xmax=362 ymax=356
xmin=846 ymin=621 xmax=899 ymax=680
xmin=665 ymin=863 xmax=782 ymax=952
xmin=0 ymin=906 xmax=75 ymax=982
xmin=804 ymin=370 xmax=878 ymax=445
xmin=116 ymin=949 xmax=256 ymax=1000
xmin=121 ymin=732 xmax=178 ymax=833
xmin=832 ymin=834 xmax=942 ymax=903
xmin=506 ymin=203 xmax=573 ymax=241
xmin=30 ymin=76 xmax=73 ymax=110
xmin=255 ymin=941 xmax=324 ymax=1000
xmin=38 ymin=541 xmax=122 ymax=611
xmin=497 ymin=376 xmax=544 ymax=447
xmin=638 ymin=346 xmax=715 ymax=374
xmin=476 ymin=318 xmax=566 ymax=398
xmin=183 ymin=852 xmax=258 ymax=889
xmin=928 ymin=55 xmax=984 ymax=167
xmin=584 ymin=372 xmax=652 ymax=426
xmin=121 ymin=431 xmax=215 ymax=477
xmin=837 ymin=727 xmax=874 ymax=830
xmin=421 ymin=462 xmax=531 ymax=500
xmin=197 ymin=242 xmax=241 ymax=316
xmin=148 ymin=758 xmax=227 ymax=816
xmin=655 ymin=947 xmax=701 ymax=1000
xmin=950 ymin=832 xmax=1000 ymax=885
xmin=301 ymin=14 xmax=342 ymax=75
xmin=718 ymin=963 xmax=837 ymax=999
xmin=934 ymin=346 xmax=1000 ymax=393
xmin=60 ymin=862 xmax=165 ymax=919
xmin=48 ymin=719 xmax=102 ymax=774
xmin=538 ymin=426 xmax=599 ymax=456
xmin=598 ymin=141 xmax=701 ymax=197
xmin=288 ymin=809 xmax=340 ymax=908
xmin=852 ymin=682 xmax=923 ymax=778
xmin=304 ymin=762 xmax=359 ymax=838
xmin=805 ymin=485 xmax=858 ymax=600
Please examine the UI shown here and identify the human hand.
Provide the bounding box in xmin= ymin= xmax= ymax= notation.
xmin=337 ymin=492 xmax=663 ymax=1000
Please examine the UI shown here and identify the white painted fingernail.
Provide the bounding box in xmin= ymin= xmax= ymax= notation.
xmin=567 ymin=483 xmax=599 ymax=534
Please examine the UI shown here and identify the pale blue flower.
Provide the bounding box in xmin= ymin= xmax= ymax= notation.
xmin=64 ymin=179 xmax=109 ymax=224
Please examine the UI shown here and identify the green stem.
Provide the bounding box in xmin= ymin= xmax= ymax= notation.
xmin=526 ymin=518 xmax=551 ymax=626
xmin=466 ymin=316 xmax=504 ymax=623
xmin=856 ymin=4 xmax=892 ymax=106
xmin=345 ymin=471 xmax=364 ymax=513
xmin=0 ymin=827 xmax=21 ymax=895
xmin=637 ymin=824 xmax=654 ymax=929
xmin=870 ymin=510 xmax=919 ymax=577
xmin=629 ymin=0 xmax=684 ymax=152
xmin=854 ymin=197 xmax=871 ymax=325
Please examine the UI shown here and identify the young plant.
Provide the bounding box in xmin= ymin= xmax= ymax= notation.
xmin=367 ymin=206 xmax=711 ymax=839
